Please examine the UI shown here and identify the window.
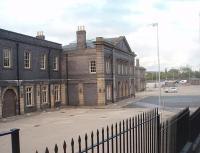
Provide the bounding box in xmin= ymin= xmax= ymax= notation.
xmin=26 ymin=87 xmax=33 ymax=106
xmin=90 ymin=61 xmax=96 ymax=73
xmin=53 ymin=56 xmax=59 ymax=71
xmin=24 ymin=52 xmax=31 ymax=69
xmin=118 ymin=64 xmax=121 ymax=74
xmin=130 ymin=66 xmax=132 ymax=75
xmin=3 ymin=48 xmax=11 ymax=68
xmin=41 ymin=86 xmax=48 ymax=104
xmin=54 ymin=85 xmax=60 ymax=102
xmin=106 ymin=60 xmax=111 ymax=74
xmin=121 ymin=64 xmax=124 ymax=74
xmin=125 ymin=66 xmax=128 ymax=75
xmin=40 ymin=54 xmax=46 ymax=70
xmin=106 ymin=85 xmax=112 ymax=100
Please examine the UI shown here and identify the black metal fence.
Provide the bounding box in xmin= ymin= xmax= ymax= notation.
xmin=1 ymin=107 xmax=200 ymax=153
xmin=189 ymin=107 xmax=200 ymax=142
xmin=0 ymin=128 xmax=20 ymax=153
xmin=39 ymin=109 xmax=160 ymax=153
xmin=160 ymin=107 xmax=190 ymax=153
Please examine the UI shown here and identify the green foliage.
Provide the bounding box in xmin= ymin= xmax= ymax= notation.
xmin=145 ymin=66 xmax=200 ymax=81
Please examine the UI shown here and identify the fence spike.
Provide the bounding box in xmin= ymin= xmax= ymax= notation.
xmin=107 ymin=125 xmax=110 ymax=153
xmin=54 ymin=144 xmax=58 ymax=153
xmin=78 ymin=135 xmax=81 ymax=152
xmin=102 ymin=128 xmax=105 ymax=153
xmin=97 ymin=129 xmax=99 ymax=136
xmin=91 ymin=131 xmax=94 ymax=153
xmin=71 ymin=138 xmax=74 ymax=153
xmin=119 ymin=121 xmax=122 ymax=153
xmin=111 ymin=124 xmax=114 ymax=152
xmin=63 ymin=140 xmax=67 ymax=153
xmin=97 ymin=129 xmax=100 ymax=153
xmin=85 ymin=133 xmax=88 ymax=140
xmin=129 ymin=117 xmax=132 ymax=153
xmin=85 ymin=133 xmax=88 ymax=153
xmin=126 ymin=119 xmax=129 ymax=153
xmin=45 ymin=147 xmax=49 ymax=153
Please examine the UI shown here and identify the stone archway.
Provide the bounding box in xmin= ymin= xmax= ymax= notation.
xmin=2 ymin=89 xmax=17 ymax=118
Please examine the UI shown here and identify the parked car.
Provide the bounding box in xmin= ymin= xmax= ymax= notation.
xmin=165 ymin=87 xmax=178 ymax=93
xmin=179 ymin=80 xmax=187 ymax=84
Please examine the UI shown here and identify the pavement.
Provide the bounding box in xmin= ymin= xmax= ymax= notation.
xmin=0 ymin=85 xmax=199 ymax=153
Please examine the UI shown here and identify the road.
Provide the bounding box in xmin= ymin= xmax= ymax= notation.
xmin=124 ymin=85 xmax=200 ymax=113
xmin=125 ymin=95 xmax=200 ymax=108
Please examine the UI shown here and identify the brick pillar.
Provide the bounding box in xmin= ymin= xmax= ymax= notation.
xmin=36 ymin=84 xmax=41 ymax=110
xmin=50 ymin=84 xmax=54 ymax=108
xmin=19 ymin=86 xmax=24 ymax=114
xmin=78 ymin=83 xmax=84 ymax=105
xmin=96 ymin=37 xmax=105 ymax=105
xmin=0 ymin=87 xmax=2 ymax=118
xmin=61 ymin=83 xmax=67 ymax=106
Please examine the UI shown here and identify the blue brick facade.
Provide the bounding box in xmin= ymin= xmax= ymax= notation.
xmin=0 ymin=29 xmax=67 ymax=118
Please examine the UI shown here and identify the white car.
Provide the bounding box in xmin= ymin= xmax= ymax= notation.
xmin=165 ymin=87 xmax=178 ymax=93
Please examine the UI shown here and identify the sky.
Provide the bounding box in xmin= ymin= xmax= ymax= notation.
xmin=0 ymin=0 xmax=200 ymax=71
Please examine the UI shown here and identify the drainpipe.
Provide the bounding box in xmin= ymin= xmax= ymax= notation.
xmin=48 ymin=49 xmax=51 ymax=108
xmin=112 ymin=48 xmax=115 ymax=103
xmin=66 ymin=54 xmax=69 ymax=105
xmin=16 ymin=43 xmax=20 ymax=115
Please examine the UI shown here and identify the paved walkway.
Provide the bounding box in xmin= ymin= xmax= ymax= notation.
xmin=1 ymin=85 xmax=199 ymax=153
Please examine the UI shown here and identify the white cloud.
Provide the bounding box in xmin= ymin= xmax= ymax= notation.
xmin=0 ymin=0 xmax=200 ymax=71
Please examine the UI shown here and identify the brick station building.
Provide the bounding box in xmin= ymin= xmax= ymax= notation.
xmin=0 ymin=29 xmax=67 ymax=118
xmin=0 ymin=27 xmax=137 ymax=118
xmin=63 ymin=26 xmax=136 ymax=105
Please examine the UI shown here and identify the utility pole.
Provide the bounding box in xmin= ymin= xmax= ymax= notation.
xmin=199 ymin=12 xmax=200 ymax=41
xmin=152 ymin=23 xmax=162 ymax=109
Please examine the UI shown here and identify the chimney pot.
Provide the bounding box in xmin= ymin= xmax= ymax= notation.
xmin=36 ymin=31 xmax=45 ymax=40
xmin=136 ymin=59 xmax=140 ymax=67
xmin=77 ymin=26 xmax=86 ymax=49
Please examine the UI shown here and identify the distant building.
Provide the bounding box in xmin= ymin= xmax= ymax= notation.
xmin=189 ymin=78 xmax=200 ymax=85
xmin=0 ymin=29 xmax=67 ymax=118
xmin=135 ymin=59 xmax=146 ymax=91
xmin=63 ymin=27 xmax=136 ymax=105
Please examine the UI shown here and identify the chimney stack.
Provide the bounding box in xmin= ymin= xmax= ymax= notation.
xmin=36 ymin=31 xmax=45 ymax=40
xmin=136 ymin=59 xmax=140 ymax=67
xmin=76 ymin=26 xmax=86 ymax=49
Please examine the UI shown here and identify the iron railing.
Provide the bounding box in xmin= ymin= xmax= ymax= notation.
xmin=0 ymin=128 xmax=20 ymax=153
xmin=38 ymin=109 xmax=159 ymax=153
xmin=1 ymin=107 xmax=200 ymax=153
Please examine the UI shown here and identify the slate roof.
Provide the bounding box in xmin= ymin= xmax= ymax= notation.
xmin=63 ymin=39 xmax=96 ymax=51
xmin=63 ymin=37 xmax=123 ymax=51
xmin=0 ymin=28 xmax=62 ymax=49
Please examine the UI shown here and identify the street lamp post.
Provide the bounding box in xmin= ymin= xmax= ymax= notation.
xmin=152 ymin=23 xmax=162 ymax=109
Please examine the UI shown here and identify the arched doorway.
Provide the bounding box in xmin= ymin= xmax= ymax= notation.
xmin=2 ymin=89 xmax=17 ymax=118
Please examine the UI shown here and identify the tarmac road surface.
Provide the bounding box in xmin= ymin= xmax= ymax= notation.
xmin=125 ymin=95 xmax=200 ymax=108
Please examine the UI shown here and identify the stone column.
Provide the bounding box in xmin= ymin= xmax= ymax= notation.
xmin=112 ymin=50 xmax=116 ymax=102
xmin=78 ymin=83 xmax=84 ymax=105
xmin=61 ymin=83 xmax=67 ymax=106
xmin=0 ymin=87 xmax=2 ymax=118
xmin=36 ymin=84 xmax=41 ymax=110
xmin=50 ymin=84 xmax=55 ymax=108
xmin=19 ymin=86 xmax=25 ymax=114
xmin=96 ymin=37 xmax=105 ymax=105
